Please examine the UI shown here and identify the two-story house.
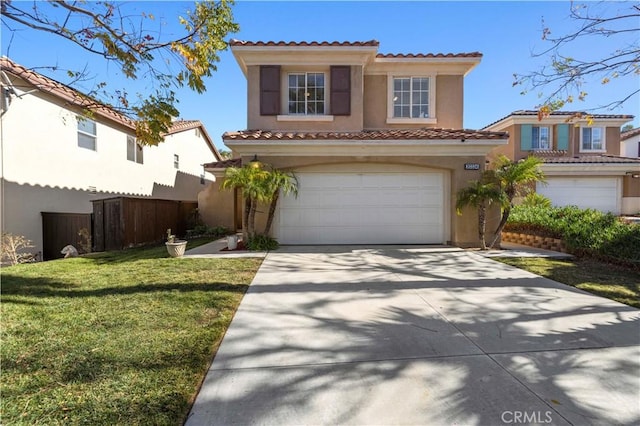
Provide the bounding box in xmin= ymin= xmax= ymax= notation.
xmin=621 ymin=127 xmax=640 ymax=159
xmin=1 ymin=57 xmax=221 ymax=257
xmin=200 ymin=40 xmax=508 ymax=246
xmin=483 ymin=110 xmax=639 ymax=215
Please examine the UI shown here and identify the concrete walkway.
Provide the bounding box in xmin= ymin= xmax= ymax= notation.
xmin=186 ymin=246 xmax=639 ymax=426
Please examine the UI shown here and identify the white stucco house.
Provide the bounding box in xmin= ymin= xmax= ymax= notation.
xmin=0 ymin=57 xmax=221 ymax=258
xmin=621 ymin=127 xmax=640 ymax=159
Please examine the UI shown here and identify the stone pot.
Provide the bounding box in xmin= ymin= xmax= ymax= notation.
xmin=227 ymin=235 xmax=238 ymax=250
xmin=166 ymin=240 xmax=188 ymax=258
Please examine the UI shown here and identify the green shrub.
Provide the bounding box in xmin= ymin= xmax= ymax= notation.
xmin=247 ymin=235 xmax=279 ymax=251
xmin=521 ymin=193 xmax=552 ymax=208
xmin=505 ymin=205 xmax=640 ymax=265
xmin=186 ymin=225 xmax=230 ymax=239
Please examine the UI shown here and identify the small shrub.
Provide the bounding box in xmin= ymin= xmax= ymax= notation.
xmin=1 ymin=233 xmax=36 ymax=265
xmin=521 ymin=193 xmax=552 ymax=208
xmin=247 ymin=235 xmax=279 ymax=251
xmin=186 ymin=225 xmax=230 ymax=239
xmin=506 ymin=204 xmax=640 ymax=266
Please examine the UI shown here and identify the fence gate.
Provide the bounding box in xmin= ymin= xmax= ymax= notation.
xmin=41 ymin=212 xmax=92 ymax=260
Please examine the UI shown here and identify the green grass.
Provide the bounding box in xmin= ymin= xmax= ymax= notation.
xmin=1 ymin=241 xmax=262 ymax=425
xmin=495 ymin=258 xmax=640 ymax=308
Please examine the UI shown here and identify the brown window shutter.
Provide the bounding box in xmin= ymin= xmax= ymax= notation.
xmin=330 ymin=66 xmax=350 ymax=116
xmin=260 ymin=65 xmax=281 ymax=115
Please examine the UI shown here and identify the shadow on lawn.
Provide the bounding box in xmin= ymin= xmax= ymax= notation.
xmin=1 ymin=274 xmax=248 ymax=302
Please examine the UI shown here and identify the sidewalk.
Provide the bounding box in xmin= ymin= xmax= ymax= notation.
xmin=473 ymin=242 xmax=573 ymax=259
xmin=182 ymin=235 xmax=267 ymax=259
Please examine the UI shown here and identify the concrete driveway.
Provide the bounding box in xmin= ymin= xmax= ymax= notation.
xmin=186 ymin=246 xmax=640 ymax=426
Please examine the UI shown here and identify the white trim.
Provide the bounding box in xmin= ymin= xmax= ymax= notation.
xmin=579 ymin=126 xmax=606 ymax=153
xmin=541 ymin=163 xmax=637 ymax=175
xmin=386 ymin=74 xmax=437 ymax=123
xmin=484 ymin=115 xmax=632 ymax=132
xmin=277 ymin=115 xmax=334 ymax=122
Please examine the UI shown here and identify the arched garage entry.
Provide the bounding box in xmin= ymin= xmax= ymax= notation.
xmin=275 ymin=163 xmax=450 ymax=245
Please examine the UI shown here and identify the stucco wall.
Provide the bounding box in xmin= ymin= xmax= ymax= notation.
xmin=363 ymin=75 xmax=463 ymax=130
xmin=198 ymin=180 xmax=237 ymax=231
xmin=222 ymin=155 xmax=490 ymax=247
xmin=1 ymin=76 xmax=217 ymax=255
xmin=246 ymin=65 xmax=364 ymax=131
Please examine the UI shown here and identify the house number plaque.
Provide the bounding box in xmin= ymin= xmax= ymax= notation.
xmin=464 ymin=163 xmax=480 ymax=170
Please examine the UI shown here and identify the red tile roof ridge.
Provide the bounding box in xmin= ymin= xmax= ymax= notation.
xmin=621 ymin=127 xmax=640 ymax=140
xmin=229 ymin=39 xmax=379 ymax=47
xmin=1 ymin=56 xmax=136 ymax=130
xmin=376 ymin=52 xmax=483 ymax=58
xmin=223 ymin=128 xmax=508 ymax=141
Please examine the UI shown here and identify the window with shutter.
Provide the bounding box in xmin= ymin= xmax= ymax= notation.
xmin=260 ymin=65 xmax=281 ymax=115
xmin=330 ymin=66 xmax=350 ymax=116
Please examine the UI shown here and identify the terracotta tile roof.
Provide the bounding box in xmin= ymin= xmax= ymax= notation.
xmin=376 ymin=52 xmax=482 ymax=59
xmin=540 ymin=155 xmax=640 ymax=164
xmin=483 ymin=110 xmax=635 ymax=129
xmin=1 ymin=56 xmax=135 ymax=130
xmin=223 ymin=128 xmax=508 ymax=141
xmin=621 ymin=127 xmax=640 ymax=141
xmin=203 ymin=158 xmax=242 ymax=169
xmin=230 ymin=39 xmax=379 ymax=47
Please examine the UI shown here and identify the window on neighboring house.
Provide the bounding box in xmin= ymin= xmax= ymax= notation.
xmin=77 ymin=117 xmax=97 ymax=150
xmin=581 ymin=127 xmax=605 ymax=151
xmin=531 ymin=126 xmax=550 ymax=150
xmin=126 ymin=135 xmax=144 ymax=164
xmin=288 ymin=72 xmax=325 ymax=115
xmin=393 ymin=77 xmax=429 ymax=118
xmin=174 ymin=154 xmax=179 ymax=169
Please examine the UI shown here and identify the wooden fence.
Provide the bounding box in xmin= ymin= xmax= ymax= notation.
xmin=41 ymin=212 xmax=92 ymax=261
xmin=92 ymin=197 xmax=197 ymax=251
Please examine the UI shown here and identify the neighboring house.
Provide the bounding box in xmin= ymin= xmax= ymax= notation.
xmin=621 ymin=127 xmax=640 ymax=158
xmin=0 ymin=57 xmax=220 ymax=258
xmin=200 ymin=40 xmax=508 ymax=246
xmin=483 ymin=110 xmax=640 ymax=215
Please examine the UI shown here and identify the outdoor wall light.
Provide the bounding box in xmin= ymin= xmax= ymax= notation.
xmin=627 ymin=172 xmax=640 ymax=179
xmin=249 ymin=154 xmax=262 ymax=169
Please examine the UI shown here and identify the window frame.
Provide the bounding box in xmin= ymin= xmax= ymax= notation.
xmin=531 ymin=126 xmax=551 ymax=150
xmin=126 ymin=135 xmax=144 ymax=164
xmin=580 ymin=126 xmax=606 ymax=152
xmin=77 ymin=116 xmax=97 ymax=151
xmin=286 ymin=71 xmax=327 ymax=116
xmin=386 ymin=74 xmax=436 ymax=124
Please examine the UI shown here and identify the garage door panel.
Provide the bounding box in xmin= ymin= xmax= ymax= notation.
xmin=537 ymin=178 xmax=620 ymax=214
xmin=278 ymin=171 xmax=446 ymax=244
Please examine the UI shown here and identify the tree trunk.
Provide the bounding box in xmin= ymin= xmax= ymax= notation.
xmin=263 ymin=190 xmax=279 ymax=235
xmin=242 ymin=196 xmax=251 ymax=242
xmin=247 ymin=198 xmax=257 ymax=239
xmin=478 ymin=205 xmax=487 ymax=250
xmin=489 ymin=205 xmax=511 ymax=249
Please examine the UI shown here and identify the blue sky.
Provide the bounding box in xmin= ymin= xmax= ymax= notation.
xmin=3 ymin=1 xmax=638 ymax=151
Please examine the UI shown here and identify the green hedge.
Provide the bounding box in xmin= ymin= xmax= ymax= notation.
xmin=505 ymin=205 xmax=640 ymax=265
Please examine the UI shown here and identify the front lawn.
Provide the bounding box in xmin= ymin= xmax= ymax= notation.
xmin=495 ymin=257 xmax=640 ymax=308
xmin=1 ymin=243 xmax=262 ymax=425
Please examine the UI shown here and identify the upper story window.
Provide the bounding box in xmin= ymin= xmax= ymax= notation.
xmin=393 ymin=77 xmax=429 ymax=119
xmin=386 ymin=75 xmax=436 ymax=124
xmin=531 ymin=126 xmax=550 ymax=150
xmin=174 ymin=154 xmax=180 ymax=169
xmin=77 ymin=117 xmax=97 ymax=151
xmin=127 ymin=135 xmax=144 ymax=164
xmin=581 ymin=127 xmax=605 ymax=152
xmin=288 ymin=72 xmax=325 ymax=115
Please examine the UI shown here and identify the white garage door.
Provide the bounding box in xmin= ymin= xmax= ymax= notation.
xmin=537 ymin=177 xmax=620 ymax=214
xmin=277 ymin=172 xmax=446 ymax=244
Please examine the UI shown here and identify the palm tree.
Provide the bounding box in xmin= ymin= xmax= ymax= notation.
xmin=221 ymin=165 xmax=269 ymax=242
xmin=488 ymin=155 xmax=545 ymax=248
xmin=456 ymin=177 xmax=504 ymax=250
xmin=263 ymin=169 xmax=298 ymax=236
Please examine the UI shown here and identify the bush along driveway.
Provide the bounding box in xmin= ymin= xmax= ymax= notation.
xmin=1 ymin=243 xmax=262 ymax=425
